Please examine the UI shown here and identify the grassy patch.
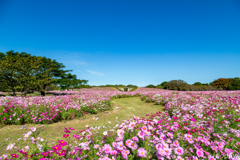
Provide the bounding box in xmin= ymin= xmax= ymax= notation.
xmin=0 ymin=97 xmax=163 ymax=155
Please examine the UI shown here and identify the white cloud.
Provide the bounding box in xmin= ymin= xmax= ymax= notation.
xmin=86 ymin=70 xmax=104 ymax=76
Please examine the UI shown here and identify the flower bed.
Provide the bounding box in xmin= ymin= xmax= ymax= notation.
xmin=2 ymin=90 xmax=240 ymax=159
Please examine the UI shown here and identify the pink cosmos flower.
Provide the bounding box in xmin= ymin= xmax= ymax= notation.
xmin=211 ymin=145 xmax=218 ymax=152
xmin=121 ymin=152 xmax=128 ymax=160
xmin=94 ymin=144 xmax=99 ymax=149
xmin=192 ymin=156 xmax=198 ymax=160
xmin=184 ymin=134 xmax=192 ymax=140
xmin=110 ymin=150 xmax=117 ymax=156
xmin=175 ymin=147 xmax=184 ymax=155
xmin=128 ymin=122 xmax=135 ymax=129
xmin=157 ymin=148 xmax=166 ymax=156
xmin=141 ymin=126 xmax=147 ymax=132
xmin=116 ymin=136 xmax=123 ymax=142
xmin=103 ymin=144 xmax=112 ymax=154
xmin=132 ymin=136 xmax=139 ymax=142
xmin=137 ymin=131 xmax=145 ymax=139
xmin=224 ymin=148 xmax=231 ymax=154
xmin=125 ymin=139 xmax=132 ymax=147
xmin=112 ymin=142 xmax=117 ymax=147
xmin=173 ymin=140 xmax=180 ymax=147
xmin=208 ymin=156 xmax=216 ymax=160
xmin=137 ymin=148 xmax=147 ymax=158
xmin=188 ymin=138 xmax=194 ymax=144
xmin=176 ymin=156 xmax=184 ymax=160
xmin=196 ymin=149 xmax=204 ymax=158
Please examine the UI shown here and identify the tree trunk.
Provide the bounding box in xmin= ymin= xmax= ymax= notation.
xmin=41 ymin=91 xmax=45 ymax=96
xmin=41 ymin=84 xmax=47 ymax=96
xmin=11 ymin=87 xmax=16 ymax=96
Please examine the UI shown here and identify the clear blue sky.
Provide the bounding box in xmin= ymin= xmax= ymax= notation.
xmin=0 ymin=0 xmax=240 ymax=86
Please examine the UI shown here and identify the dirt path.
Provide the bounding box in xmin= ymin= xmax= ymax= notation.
xmin=0 ymin=97 xmax=163 ymax=155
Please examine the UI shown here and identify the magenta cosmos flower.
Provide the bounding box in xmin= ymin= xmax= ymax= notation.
xmin=58 ymin=140 xmax=67 ymax=146
xmin=137 ymin=147 xmax=147 ymax=158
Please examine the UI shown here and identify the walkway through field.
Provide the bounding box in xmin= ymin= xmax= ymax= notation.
xmin=0 ymin=97 xmax=163 ymax=154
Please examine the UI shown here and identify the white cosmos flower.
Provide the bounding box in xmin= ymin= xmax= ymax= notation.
xmin=103 ymin=131 xmax=108 ymax=135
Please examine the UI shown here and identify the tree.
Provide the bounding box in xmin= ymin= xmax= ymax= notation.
xmin=156 ymin=84 xmax=163 ymax=89
xmin=160 ymin=81 xmax=168 ymax=89
xmin=35 ymin=56 xmax=70 ymax=96
xmin=0 ymin=50 xmax=88 ymax=96
xmin=145 ymin=84 xmax=156 ymax=88
xmin=193 ymin=82 xmax=202 ymax=86
xmin=0 ymin=52 xmax=51 ymax=96
xmin=212 ymin=78 xmax=232 ymax=90
xmin=228 ymin=77 xmax=240 ymax=90
xmin=166 ymin=80 xmax=189 ymax=91
xmin=56 ymin=73 xmax=88 ymax=90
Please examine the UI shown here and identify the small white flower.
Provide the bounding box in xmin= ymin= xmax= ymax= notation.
xmin=116 ymin=117 xmax=118 ymax=119
xmin=103 ymin=131 xmax=108 ymax=135
xmin=85 ymin=125 xmax=89 ymax=127
xmin=40 ymin=138 xmax=44 ymax=142
xmin=108 ymin=121 xmax=111 ymax=124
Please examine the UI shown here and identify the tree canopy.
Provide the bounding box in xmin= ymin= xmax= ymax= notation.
xmin=166 ymin=80 xmax=189 ymax=91
xmin=0 ymin=50 xmax=88 ymax=96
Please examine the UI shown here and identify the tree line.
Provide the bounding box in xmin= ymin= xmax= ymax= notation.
xmin=0 ymin=50 xmax=88 ymax=96
xmin=145 ymin=78 xmax=240 ymax=91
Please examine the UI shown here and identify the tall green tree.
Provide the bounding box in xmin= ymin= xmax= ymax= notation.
xmin=0 ymin=50 xmax=88 ymax=96
xmin=0 ymin=52 xmax=50 ymax=96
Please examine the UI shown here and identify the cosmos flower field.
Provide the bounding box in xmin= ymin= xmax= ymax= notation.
xmin=1 ymin=88 xmax=240 ymax=159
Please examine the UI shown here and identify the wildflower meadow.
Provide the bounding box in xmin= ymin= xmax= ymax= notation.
xmin=1 ymin=88 xmax=240 ymax=159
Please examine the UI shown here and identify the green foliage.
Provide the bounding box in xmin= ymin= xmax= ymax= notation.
xmin=0 ymin=51 xmax=52 ymax=96
xmin=160 ymin=81 xmax=168 ymax=89
xmin=166 ymin=80 xmax=189 ymax=91
xmin=0 ymin=50 xmax=88 ymax=96
xmin=188 ymin=85 xmax=217 ymax=91
xmin=145 ymin=84 xmax=156 ymax=88
xmin=212 ymin=78 xmax=232 ymax=90
xmin=156 ymin=84 xmax=163 ymax=89
xmin=228 ymin=77 xmax=240 ymax=90
xmin=193 ymin=82 xmax=202 ymax=86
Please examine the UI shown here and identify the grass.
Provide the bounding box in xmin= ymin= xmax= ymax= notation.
xmin=0 ymin=97 xmax=163 ymax=155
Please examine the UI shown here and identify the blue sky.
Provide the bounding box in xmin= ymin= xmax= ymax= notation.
xmin=0 ymin=0 xmax=240 ymax=86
